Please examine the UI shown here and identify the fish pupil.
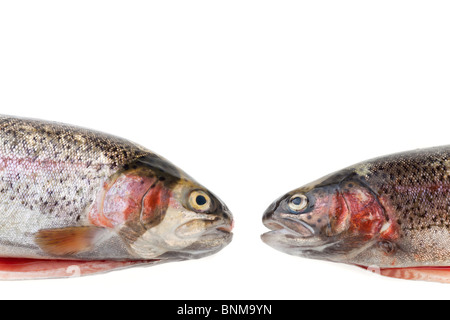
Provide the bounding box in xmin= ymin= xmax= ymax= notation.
xmin=291 ymin=197 xmax=302 ymax=205
xmin=196 ymin=195 xmax=207 ymax=206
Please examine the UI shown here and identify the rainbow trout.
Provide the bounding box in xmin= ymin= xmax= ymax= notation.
xmin=262 ymin=147 xmax=450 ymax=283
xmin=0 ymin=115 xmax=233 ymax=279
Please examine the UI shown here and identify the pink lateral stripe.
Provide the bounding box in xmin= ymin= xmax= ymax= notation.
xmin=0 ymin=258 xmax=158 ymax=280
xmin=380 ymin=267 xmax=450 ymax=283
xmin=358 ymin=265 xmax=450 ymax=283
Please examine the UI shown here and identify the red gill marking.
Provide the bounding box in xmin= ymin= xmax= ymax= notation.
xmin=341 ymin=185 xmax=399 ymax=242
xmin=103 ymin=175 xmax=155 ymax=225
xmin=141 ymin=183 xmax=171 ymax=226
xmin=328 ymin=191 xmax=350 ymax=235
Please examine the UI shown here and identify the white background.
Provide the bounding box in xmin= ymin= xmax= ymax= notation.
xmin=1 ymin=0 xmax=450 ymax=300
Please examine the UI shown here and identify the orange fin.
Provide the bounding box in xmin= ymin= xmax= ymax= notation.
xmin=0 ymin=258 xmax=159 ymax=280
xmin=361 ymin=265 xmax=450 ymax=283
xmin=35 ymin=226 xmax=104 ymax=256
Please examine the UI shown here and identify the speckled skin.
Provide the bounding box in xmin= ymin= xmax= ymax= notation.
xmin=357 ymin=147 xmax=450 ymax=233
xmin=351 ymin=147 xmax=450 ymax=267
xmin=262 ymin=146 xmax=450 ymax=270
xmin=0 ymin=115 xmax=233 ymax=263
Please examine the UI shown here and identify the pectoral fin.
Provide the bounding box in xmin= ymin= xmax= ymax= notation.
xmin=35 ymin=226 xmax=105 ymax=256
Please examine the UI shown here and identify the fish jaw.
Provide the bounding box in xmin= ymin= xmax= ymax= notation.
xmin=261 ymin=229 xmax=332 ymax=258
xmin=159 ymin=228 xmax=233 ymax=261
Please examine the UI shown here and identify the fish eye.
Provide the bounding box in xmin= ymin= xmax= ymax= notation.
xmin=188 ymin=190 xmax=212 ymax=213
xmin=288 ymin=194 xmax=308 ymax=213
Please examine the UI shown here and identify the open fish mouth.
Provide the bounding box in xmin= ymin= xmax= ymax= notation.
xmin=263 ymin=217 xmax=315 ymax=238
xmin=261 ymin=216 xmax=329 ymax=254
xmin=261 ymin=229 xmax=340 ymax=261
xmin=261 ymin=228 xmax=326 ymax=248
xmin=261 ymin=197 xmax=317 ymax=239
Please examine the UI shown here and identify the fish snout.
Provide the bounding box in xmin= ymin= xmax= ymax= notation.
xmin=262 ymin=205 xmax=283 ymax=230
xmin=215 ymin=207 xmax=234 ymax=233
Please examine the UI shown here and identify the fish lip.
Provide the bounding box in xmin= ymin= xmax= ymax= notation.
xmin=204 ymin=225 xmax=234 ymax=240
xmin=262 ymin=212 xmax=335 ymax=253
xmin=261 ymin=209 xmax=323 ymax=252
xmin=262 ymin=216 xmax=315 ymax=238
xmin=202 ymin=226 xmax=233 ymax=240
xmin=261 ymin=229 xmax=330 ymax=251
xmin=195 ymin=220 xmax=234 ymax=245
xmin=175 ymin=218 xmax=234 ymax=239
xmin=216 ymin=219 xmax=234 ymax=233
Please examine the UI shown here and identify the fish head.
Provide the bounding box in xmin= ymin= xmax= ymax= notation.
xmin=105 ymin=155 xmax=234 ymax=261
xmin=261 ymin=173 xmax=397 ymax=264
xmin=133 ymin=179 xmax=234 ymax=261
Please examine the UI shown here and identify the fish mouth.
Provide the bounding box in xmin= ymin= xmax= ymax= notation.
xmin=261 ymin=228 xmax=339 ymax=261
xmin=163 ymin=218 xmax=233 ymax=260
xmin=261 ymin=207 xmax=328 ymax=254
xmin=199 ymin=221 xmax=234 ymax=243
xmin=217 ymin=221 xmax=234 ymax=233
xmin=262 ymin=200 xmax=316 ymax=239
xmin=263 ymin=217 xmax=315 ymax=238
xmin=175 ymin=218 xmax=233 ymax=239
xmin=160 ymin=229 xmax=233 ymax=261
xmin=262 ymin=219 xmax=324 ymax=248
xmin=261 ymin=228 xmax=325 ymax=248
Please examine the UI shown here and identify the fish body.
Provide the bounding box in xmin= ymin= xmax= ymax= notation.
xmin=262 ymin=146 xmax=450 ymax=283
xmin=0 ymin=115 xmax=233 ymax=279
